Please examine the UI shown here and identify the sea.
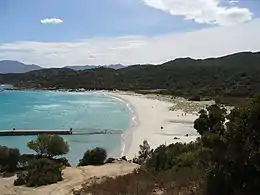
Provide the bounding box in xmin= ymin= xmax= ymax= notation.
xmin=0 ymin=89 xmax=132 ymax=165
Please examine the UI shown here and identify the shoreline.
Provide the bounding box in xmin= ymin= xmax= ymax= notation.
xmin=1 ymin=89 xmax=207 ymax=160
xmin=106 ymin=91 xmax=202 ymax=159
xmin=102 ymin=92 xmax=140 ymax=158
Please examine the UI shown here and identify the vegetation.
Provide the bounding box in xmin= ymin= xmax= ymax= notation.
xmin=14 ymin=135 xmax=70 ymax=186
xmin=27 ymin=134 xmax=69 ymax=158
xmin=81 ymin=96 xmax=260 ymax=195
xmin=14 ymin=158 xmax=63 ymax=187
xmin=78 ymin=147 xmax=107 ymax=166
xmin=0 ymin=146 xmax=20 ymax=173
xmin=133 ymin=140 xmax=152 ymax=165
xmin=0 ymin=134 xmax=70 ymax=187
xmin=1 ymin=52 xmax=260 ymax=105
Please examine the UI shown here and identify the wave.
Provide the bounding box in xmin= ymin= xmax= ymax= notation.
xmin=69 ymin=100 xmax=116 ymax=105
xmin=34 ymin=104 xmax=61 ymax=110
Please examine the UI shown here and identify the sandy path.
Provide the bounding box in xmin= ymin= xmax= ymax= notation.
xmin=0 ymin=162 xmax=139 ymax=195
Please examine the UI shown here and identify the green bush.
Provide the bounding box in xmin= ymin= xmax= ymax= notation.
xmin=14 ymin=158 xmax=63 ymax=187
xmin=145 ymin=142 xmax=201 ymax=172
xmin=18 ymin=154 xmax=70 ymax=169
xmin=52 ymin=157 xmax=71 ymax=167
xmin=0 ymin=146 xmax=20 ymax=172
xmin=78 ymin=147 xmax=107 ymax=166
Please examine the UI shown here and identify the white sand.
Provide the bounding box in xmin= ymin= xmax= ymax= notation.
xmin=106 ymin=92 xmax=201 ymax=159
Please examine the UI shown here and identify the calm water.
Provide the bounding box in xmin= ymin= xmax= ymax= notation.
xmin=0 ymin=90 xmax=132 ymax=165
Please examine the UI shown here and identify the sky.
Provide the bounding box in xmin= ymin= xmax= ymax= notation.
xmin=0 ymin=0 xmax=260 ymax=67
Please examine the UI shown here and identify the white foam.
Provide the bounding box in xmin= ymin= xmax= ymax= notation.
xmin=34 ymin=104 xmax=61 ymax=110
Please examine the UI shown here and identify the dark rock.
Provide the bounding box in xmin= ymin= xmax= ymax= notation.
xmin=121 ymin=156 xmax=127 ymax=161
xmin=105 ymin=157 xmax=116 ymax=164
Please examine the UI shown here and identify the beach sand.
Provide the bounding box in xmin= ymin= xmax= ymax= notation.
xmin=107 ymin=92 xmax=206 ymax=159
xmin=0 ymin=162 xmax=139 ymax=195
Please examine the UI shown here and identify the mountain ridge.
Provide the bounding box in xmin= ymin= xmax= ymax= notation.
xmin=64 ymin=64 xmax=125 ymax=70
xmin=0 ymin=60 xmax=43 ymax=73
xmin=1 ymin=51 xmax=260 ymax=101
xmin=0 ymin=60 xmax=125 ymax=73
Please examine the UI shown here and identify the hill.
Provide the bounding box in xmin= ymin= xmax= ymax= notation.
xmin=1 ymin=51 xmax=260 ymax=101
xmin=64 ymin=64 xmax=125 ymax=70
xmin=0 ymin=60 xmax=43 ymax=73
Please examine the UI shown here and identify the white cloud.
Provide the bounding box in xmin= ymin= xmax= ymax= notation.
xmin=229 ymin=0 xmax=239 ymax=4
xmin=142 ymin=0 xmax=253 ymax=26
xmin=1 ymin=19 xmax=260 ymax=67
xmin=40 ymin=18 xmax=63 ymax=24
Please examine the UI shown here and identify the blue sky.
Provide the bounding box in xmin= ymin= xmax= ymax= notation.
xmin=0 ymin=0 xmax=260 ymax=67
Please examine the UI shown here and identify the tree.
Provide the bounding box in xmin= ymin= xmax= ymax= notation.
xmin=78 ymin=147 xmax=107 ymax=166
xmin=133 ymin=140 xmax=152 ymax=165
xmin=0 ymin=146 xmax=20 ymax=172
xmin=194 ymin=105 xmax=227 ymax=136
xmin=27 ymin=134 xmax=69 ymax=158
xmin=193 ymin=96 xmax=260 ymax=195
xmin=211 ymin=96 xmax=260 ymax=195
xmin=138 ymin=140 xmax=151 ymax=160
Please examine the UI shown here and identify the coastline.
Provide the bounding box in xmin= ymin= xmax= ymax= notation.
xmin=105 ymin=91 xmax=203 ymax=159
xmin=102 ymin=92 xmax=140 ymax=158
xmin=2 ymin=88 xmax=208 ymax=160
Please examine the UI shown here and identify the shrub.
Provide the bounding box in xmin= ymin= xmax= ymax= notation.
xmin=14 ymin=158 xmax=63 ymax=187
xmin=105 ymin=157 xmax=116 ymax=164
xmin=0 ymin=146 xmax=20 ymax=172
xmin=81 ymin=170 xmax=155 ymax=195
xmin=52 ymin=157 xmax=71 ymax=167
xmin=78 ymin=147 xmax=107 ymax=166
xmin=18 ymin=154 xmax=37 ymax=170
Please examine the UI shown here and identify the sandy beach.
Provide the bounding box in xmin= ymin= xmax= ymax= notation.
xmin=106 ymin=91 xmax=211 ymax=159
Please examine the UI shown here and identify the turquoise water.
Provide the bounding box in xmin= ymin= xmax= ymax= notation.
xmin=0 ymin=90 xmax=132 ymax=165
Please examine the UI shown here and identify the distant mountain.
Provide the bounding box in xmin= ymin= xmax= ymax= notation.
xmin=2 ymin=51 xmax=260 ymax=101
xmin=64 ymin=64 xmax=125 ymax=71
xmin=106 ymin=64 xmax=125 ymax=69
xmin=0 ymin=60 xmax=43 ymax=73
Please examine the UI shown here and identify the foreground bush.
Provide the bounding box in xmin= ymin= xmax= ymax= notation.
xmin=81 ymin=167 xmax=205 ymax=195
xmin=81 ymin=169 xmax=155 ymax=195
xmin=14 ymin=158 xmax=63 ymax=187
xmin=0 ymin=146 xmax=20 ymax=172
xmin=78 ymin=147 xmax=107 ymax=166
